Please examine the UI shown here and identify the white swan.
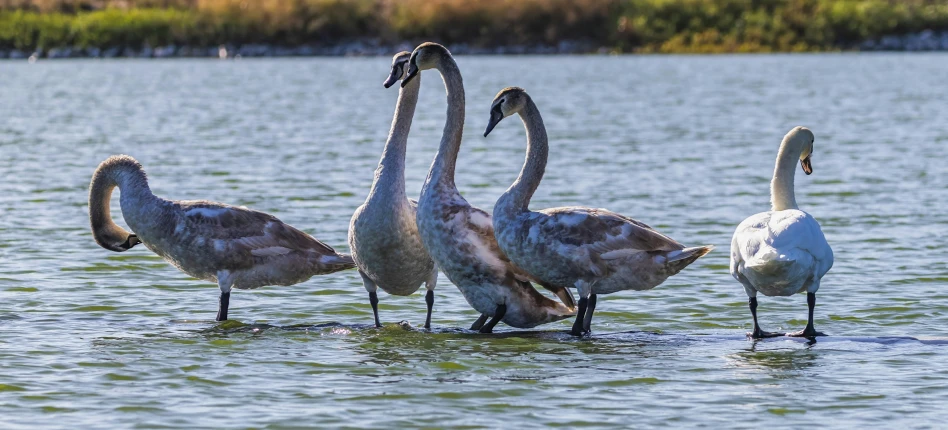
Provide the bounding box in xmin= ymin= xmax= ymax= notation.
xmin=730 ymin=126 xmax=834 ymax=338
xmin=484 ymin=87 xmax=714 ymax=336
xmin=89 ymin=155 xmax=355 ymax=321
xmin=402 ymin=43 xmax=575 ymax=332
xmin=349 ymin=51 xmax=439 ymax=329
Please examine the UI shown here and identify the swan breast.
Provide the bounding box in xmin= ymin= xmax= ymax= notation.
xmin=349 ymin=198 xmax=434 ymax=295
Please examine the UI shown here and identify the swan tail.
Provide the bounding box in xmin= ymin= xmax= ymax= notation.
xmin=744 ymin=252 xmax=797 ymax=276
xmin=547 ymin=301 xmax=578 ymax=321
xmin=664 ymin=245 xmax=714 ymax=274
xmin=319 ymin=253 xmax=356 ymax=271
xmin=525 ymin=280 xmax=577 ymax=322
xmin=539 ymin=282 xmax=576 ymax=311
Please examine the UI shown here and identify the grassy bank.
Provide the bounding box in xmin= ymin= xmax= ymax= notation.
xmin=2 ymin=0 xmax=948 ymax=54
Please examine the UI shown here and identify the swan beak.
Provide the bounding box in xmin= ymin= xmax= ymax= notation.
xmin=382 ymin=63 xmax=405 ymax=88
xmin=382 ymin=73 xmax=398 ymax=88
xmin=121 ymin=234 xmax=142 ymax=250
xmin=401 ymin=61 xmax=419 ymax=88
xmin=484 ymin=108 xmax=504 ymax=137
xmin=801 ymin=156 xmax=813 ymax=175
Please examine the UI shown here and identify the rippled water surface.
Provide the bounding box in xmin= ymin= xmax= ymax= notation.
xmin=1 ymin=54 xmax=947 ymax=428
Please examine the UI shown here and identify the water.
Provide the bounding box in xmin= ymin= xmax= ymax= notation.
xmin=1 ymin=53 xmax=947 ymax=428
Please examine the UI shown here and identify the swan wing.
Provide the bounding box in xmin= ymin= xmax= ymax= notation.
xmin=178 ymin=201 xmax=338 ymax=257
xmin=535 ymin=207 xmax=685 ymax=259
xmin=770 ymin=210 xmax=834 ymax=278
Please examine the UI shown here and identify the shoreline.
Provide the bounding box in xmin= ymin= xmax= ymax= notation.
xmin=5 ymin=31 xmax=948 ymax=60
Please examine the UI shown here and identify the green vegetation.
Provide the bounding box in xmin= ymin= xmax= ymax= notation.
xmin=2 ymin=0 xmax=948 ymax=54
xmin=615 ymin=0 xmax=948 ymax=53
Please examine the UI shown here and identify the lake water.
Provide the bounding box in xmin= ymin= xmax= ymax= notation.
xmin=1 ymin=53 xmax=947 ymax=428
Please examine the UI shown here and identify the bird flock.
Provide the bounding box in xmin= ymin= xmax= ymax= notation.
xmin=88 ymin=42 xmax=833 ymax=338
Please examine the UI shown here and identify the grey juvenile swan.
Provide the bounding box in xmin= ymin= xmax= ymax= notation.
xmin=89 ymin=155 xmax=355 ymax=321
xmin=731 ymin=127 xmax=833 ymax=338
xmin=483 ymin=87 xmax=713 ymax=336
xmin=349 ymin=51 xmax=439 ymax=329
xmin=401 ymin=43 xmax=575 ymax=333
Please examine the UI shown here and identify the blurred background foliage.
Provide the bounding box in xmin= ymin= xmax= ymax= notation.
xmin=1 ymin=0 xmax=948 ymax=52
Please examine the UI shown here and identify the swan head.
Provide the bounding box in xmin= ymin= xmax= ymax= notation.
xmin=483 ymin=87 xmax=528 ymax=137
xmin=382 ymin=51 xmax=412 ymax=89
xmin=401 ymin=42 xmax=451 ymax=88
xmin=784 ymin=126 xmax=816 ymax=175
xmin=94 ymin=229 xmax=141 ymax=252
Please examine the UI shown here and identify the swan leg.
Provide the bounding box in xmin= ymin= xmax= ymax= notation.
xmin=359 ymin=271 xmax=382 ymax=328
xmin=216 ymin=273 xmax=233 ymax=322
xmin=787 ymin=292 xmax=826 ymax=337
xmin=479 ymin=304 xmax=507 ymax=334
xmin=368 ymin=292 xmax=381 ymax=328
xmin=216 ymin=291 xmax=230 ymax=322
xmin=423 ymin=267 xmax=437 ymax=330
xmin=582 ymin=294 xmax=597 ymax=334
xmin=570 ymin=297 xmax=589 ymax=336
xmin=747 ymin=297 xmax=780 ymax=339
xmin=470 ymin=314 xmax=489 ymax=331
xmin=424 ymin=290 xmax=434 ymax=330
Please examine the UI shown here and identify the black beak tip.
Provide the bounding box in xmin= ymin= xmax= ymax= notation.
xmin=484 ymin=121 xmax=498 ymax=137
xmin=121 ymin=234 xmax=140 ymax=250
xmin=383 ymin=80 xmax=394 ymax=89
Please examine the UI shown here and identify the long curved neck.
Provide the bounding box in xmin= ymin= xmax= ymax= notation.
xmin=89 ymin=157 xmax=154 ymax=249
xmin=771 ymin=142 xmax=801 ymax=211
xmin=424 ymin=58 xmax=465 ymax=191
xmin=497 ymin=98 xmax=548 ymax=218
xmin=367 ymin=76 xmax=420 ymax=203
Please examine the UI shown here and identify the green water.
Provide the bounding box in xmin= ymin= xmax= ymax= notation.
xmin=1 ymin=54 xmax=947 ymax=428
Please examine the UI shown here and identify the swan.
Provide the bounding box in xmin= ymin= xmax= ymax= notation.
xmin=348 ymin=51 xmax=439 ymax=329
xmin=89 ymin=155 xmax=355 ymax=321
xmin=730 ymin=126 xmax=833 ymax=338
xmin=401 ymin=43 xmax=575 ymax=332
xmin=483 ymin=87 xmax=714 ymax=336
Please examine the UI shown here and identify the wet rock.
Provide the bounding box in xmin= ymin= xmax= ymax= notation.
xmin=47 ymin=47 xmax=73 ymax=58
xmin=861 ymin=31 xmax=948 ymax=52
xmin=880 ymin=35 xmax=903 ymax=50
xmin=238 ymin=44 xmax=272 ymax=57
xmin=154 ymin=45 xmax=176 ymax=58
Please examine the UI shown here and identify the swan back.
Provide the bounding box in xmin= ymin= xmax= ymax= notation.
xmin=731 ymin=209 xmax=833 ymax=296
